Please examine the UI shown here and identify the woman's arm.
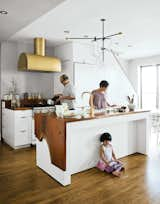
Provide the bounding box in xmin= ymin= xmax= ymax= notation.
xmin=100 ymin=146 xmax=110 ymax=165
xmin=60 ymin=85 xmax=76 ymax=101
xmin=89 ymin=95 xmax=94 ymax=107
xmin=105 ymin=95 xmax=116 ymax=107
xmin=106 ymin=101 xmax=111 ymax=107
xmin=106 ymin=100 xmax=117 ymax=107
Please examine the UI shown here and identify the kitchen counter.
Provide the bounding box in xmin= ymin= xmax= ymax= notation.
xmin=35 ymin=109 xmax=150 ymax=127
xmin=8 ymin=107 xmax=32 ymax=111
xmin=35 ymin=110 xmax=151 ymax=186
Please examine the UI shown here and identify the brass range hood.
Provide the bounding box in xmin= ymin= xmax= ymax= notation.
xmin=18 ymin=38 xmax=61 ymax=72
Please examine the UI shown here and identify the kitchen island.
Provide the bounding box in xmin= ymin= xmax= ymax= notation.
xmin=35 ymin=110 xmax=151 ymax=186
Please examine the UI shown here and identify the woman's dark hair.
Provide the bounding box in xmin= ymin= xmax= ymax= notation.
xmin=100 ymin=132 xmax=112 ymax=142
xmin=99 ymin=80 xmax=109 ymax=88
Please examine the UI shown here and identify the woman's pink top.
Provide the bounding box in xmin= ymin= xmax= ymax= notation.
xmin=92 ymin=91 xmax=106 ymax=109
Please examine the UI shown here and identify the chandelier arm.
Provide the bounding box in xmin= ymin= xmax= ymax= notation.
xmin=66 ymin=37 xmax=95 ymax=40
xmin=104 ymin=32 xmax=123 ymax=39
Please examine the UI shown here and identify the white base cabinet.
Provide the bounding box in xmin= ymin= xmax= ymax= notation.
xmin=2 ymin=108 xmax=32 ymax=149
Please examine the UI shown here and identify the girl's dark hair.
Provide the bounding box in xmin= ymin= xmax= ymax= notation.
xmin=99 ymin=80 xmax=109 ymax=88
xmin=100 ymin=132 xmax=112 ymax=142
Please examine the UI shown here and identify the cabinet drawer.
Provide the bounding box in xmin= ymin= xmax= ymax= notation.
xmin=15 ymin=130 xmax=31 ymax=146
xmin=15 ymin=116 xmax=32 ymax=131
xmin=15 ymin=110 xmax=32 ymax=118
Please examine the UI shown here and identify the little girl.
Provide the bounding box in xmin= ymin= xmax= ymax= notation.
xmin=97 ymin=132 xmax=124 ymax=177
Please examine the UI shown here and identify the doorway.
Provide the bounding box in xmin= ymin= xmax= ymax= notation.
xmin=140 ymin=65 xmax=160 ymax=156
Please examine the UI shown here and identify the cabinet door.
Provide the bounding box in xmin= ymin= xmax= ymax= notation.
xmin=2 ymin=109 xmax=9 ymax=141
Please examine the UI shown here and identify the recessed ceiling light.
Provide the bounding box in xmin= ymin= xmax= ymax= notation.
xmin=64 ymin=30 xmax=70 ymax=34
xmin=0 ymin=10 xmax=8 ymax=15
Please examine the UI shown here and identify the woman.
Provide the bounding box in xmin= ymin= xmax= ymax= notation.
xmin=55 ymin=74 xmax=76 ymax=110
xmin=91 ymin=80 xmax=114 ymax=109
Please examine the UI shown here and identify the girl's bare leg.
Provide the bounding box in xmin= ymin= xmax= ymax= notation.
xmin=112 ymin=171 xmax=122 ymax=177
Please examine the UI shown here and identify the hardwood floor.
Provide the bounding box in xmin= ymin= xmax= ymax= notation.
xmin=0 ymin=142 xmax=160 ymax=204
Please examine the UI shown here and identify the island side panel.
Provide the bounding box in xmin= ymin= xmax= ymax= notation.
xmin=36 ymin=138 xmax=71 ymax=186
xmin=35 ymin=113 xmax=67 ymax=171
xmin=136 ymin=115 xmax=151 ymax=154
xmin=45 ymin=116 xmax=66 ymax=170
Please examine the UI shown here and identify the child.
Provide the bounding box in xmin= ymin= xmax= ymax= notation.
xmin=97 ymin=132 xmax=124 ymax=177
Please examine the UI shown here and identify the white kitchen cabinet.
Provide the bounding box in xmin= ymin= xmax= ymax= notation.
xmin=2 ymin=108 xmax=32 ymax=149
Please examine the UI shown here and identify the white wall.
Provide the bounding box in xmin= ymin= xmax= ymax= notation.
xmin=0 ymin=43 xmax=1 ymax=99
xmin=103 ymin=51 xmax=136 ymax=105
xmin=53 ymin=42 xmax=74 ymax=94
xmin=53 ymin=42 xmax=136 ymax=106
xmin=127 ymin=55 xmax=160 ymax=94
xmin=1 ymin=41 xmax=55 ymax=98
xmin=0 ymin=43 xmax=2 ymax=139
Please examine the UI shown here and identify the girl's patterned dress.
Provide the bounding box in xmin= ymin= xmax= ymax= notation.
xmin=97 ymin=144 xmax=124 ymax=173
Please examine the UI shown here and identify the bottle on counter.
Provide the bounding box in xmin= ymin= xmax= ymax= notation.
xmin=38 ymin=93 xmax=42 ymax=100
xmin=11 ymin=95 xmax=17 ymax=109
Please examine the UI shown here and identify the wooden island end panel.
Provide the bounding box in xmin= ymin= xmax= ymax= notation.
xmin=35 ymin=113 xmax=66 ymax=171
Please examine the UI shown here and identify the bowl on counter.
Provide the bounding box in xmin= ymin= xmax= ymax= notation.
xmin=63 ymin=110 xmax=82 ymax=118
xmin=106 ymin=106 xmax=127 ymax=113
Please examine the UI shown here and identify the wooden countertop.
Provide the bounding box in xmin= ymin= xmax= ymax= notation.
xmin=5 ymin=107 xmax=32 ymax=111
xmin=13 ymin=107 xmax=32 ymax=111
xmin=44 ymin=109 xmax=151 ymax=123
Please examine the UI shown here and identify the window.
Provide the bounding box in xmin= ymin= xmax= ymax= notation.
xmin=140 ymin=65 xmax=160 ymax=110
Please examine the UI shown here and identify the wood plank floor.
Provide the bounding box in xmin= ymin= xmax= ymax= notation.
xmin=0 ymin=142 xmax=160 ymax=204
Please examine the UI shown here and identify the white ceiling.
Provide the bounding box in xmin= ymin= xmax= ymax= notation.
xmin=7 ymin=0 xmax=160 ymax=59
xmin=0 ymin=0 xmax=65 ymax=41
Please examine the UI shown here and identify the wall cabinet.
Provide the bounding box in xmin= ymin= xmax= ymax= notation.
xmin=2 ymin=108 xmax=32 ymax=149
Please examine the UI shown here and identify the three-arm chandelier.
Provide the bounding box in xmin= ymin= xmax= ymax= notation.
xmin=66 ymin=19 xmax=123 ymax=61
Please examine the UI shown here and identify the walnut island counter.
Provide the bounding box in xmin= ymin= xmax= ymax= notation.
xmin=35 ymin=110 xmax=151 ymax=186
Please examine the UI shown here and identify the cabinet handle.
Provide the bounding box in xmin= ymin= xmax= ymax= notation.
xmin=20 ymin=130 xmax=26 ymax=133
xmin=20 ymin=116 xmax=27 ymax=119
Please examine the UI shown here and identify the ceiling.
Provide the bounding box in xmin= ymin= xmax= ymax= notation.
xmin=3 ymin=0 xmax=160 ymax=59
xmin=0 ymin=0 xmax=66 ymax=41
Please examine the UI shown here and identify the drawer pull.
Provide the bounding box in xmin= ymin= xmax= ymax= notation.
xmin=20 ymin=116 xmax=27 ymax=119
xmin=20 ymin=130 xmax=27 ymax=133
